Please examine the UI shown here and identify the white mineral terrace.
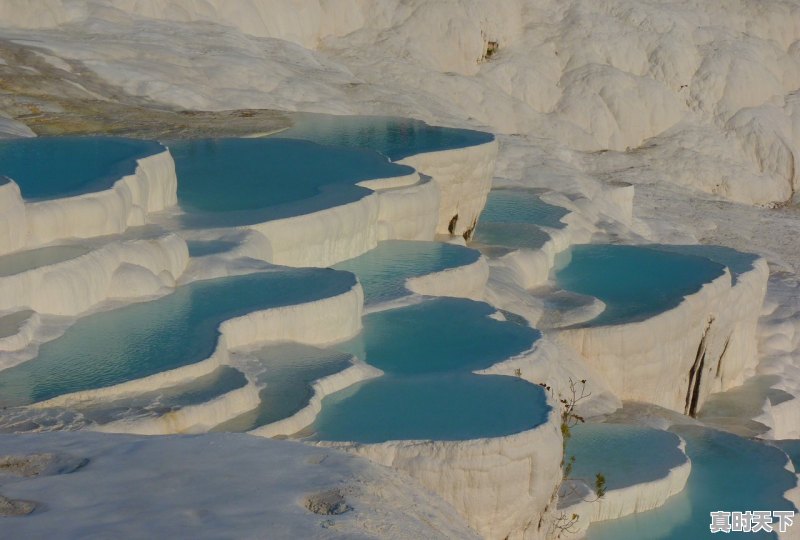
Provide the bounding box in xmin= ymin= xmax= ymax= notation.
xmin=0 ymin=1 xmax=799 ymax=535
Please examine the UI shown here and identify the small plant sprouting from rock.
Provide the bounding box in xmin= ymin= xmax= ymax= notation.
xmin=537 ymin=378 xmax=607 ymax=538
xmin=594 ymin=473 xmax=607 ymax=499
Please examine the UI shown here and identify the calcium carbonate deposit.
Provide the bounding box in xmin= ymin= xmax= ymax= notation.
xmin=0 ymin=1 xmax=798 ymax=539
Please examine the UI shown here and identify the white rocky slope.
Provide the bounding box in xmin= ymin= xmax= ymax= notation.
xmin=0 ymin=2 xmax=798 ymax=538
xmin=1 ymin=0 xmax=798 ymax=205
xmin=0 ymin=432 xmax=481 ymax=539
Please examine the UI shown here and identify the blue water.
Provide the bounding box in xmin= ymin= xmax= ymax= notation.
xmin=587 ymin=426 xmax=798 ymax=539
xmin=276 ymin=113 xmax=494 ymax=160
xmin=79 ymin=366 xmax=248 ymax=426
xmin=649 ymin=245 xmax=759 ymax=285
xmin=0 ymin=137 xmax=163 ymax=200
xmin=333 ymin=240 xmax=482 ymax=304
xmin=186 ymin=240 xmax=238 ymax=257
xmin=313 ymin=373 xmax=548 ymax=443
xmin=773 ymin=440 xmax=800 ymax=472
xmin=312 ymin=297 xmax=549 ymax=443
xmin=0 ymin=269 xmax=357 ymax=406
xmin=472 ymin=222 xmax=552 ymax=251
xmin=480 ymin=189 xmax=568 ymax=229
xmin=168 ymin=138 xmax=413 ymax=227
xmin=0 ymin=245 xmax=91 ymax=277
xmin=214 ymin=343 xmax=353 ymax=432
xmin=555 ymin=245 xmax=727 ymax=326
xmin=472 ymin=189 xmax=568 ymax=251
xmin=335 ymin=298 xmax=541 ymax=375
xmin=567 ymin=423 xmax=688 ymax=490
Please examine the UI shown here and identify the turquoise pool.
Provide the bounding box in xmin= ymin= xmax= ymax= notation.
xmin=79 ymin=366 xmax=248 ymax=426
xmin=311 ymin=297 xmax=549 ymax=443
xmin=214 ymin=343 xmax=353 ymax=432
xmin=587 ymin=426 xmax=798 ymax=539
xmin=555 ymin=245 xmax=727 ymax=326
xmin=0 ymin=137 xmax=163 ymax=200
xmin=169 ymin=138 xmax=413 ymax=226
xmin=773 ymin=440 xmax=800 ymax=473
xmin=313 ymin=373 xmax=549 ymax=443
xmin=649 ymin=245 xmax=759 ymax=284
xmin=567 ymin=423 xmax=688 ymax=491
xmin=472 ymin=189 xmax=568 ymax=251
xmin=334 ymin=298 xmax=541 ymax=375
xmin=276 ymin=113 xmax=494 ymax=160
xmin=472 ymin=222 xmax=552 ymax=251
xmin=0 ymin=269 xmax=356 ymax=406
xmin=333 ymin=240 xmax=482 ymax=304
xmin=479 ymin=189 xmax=568 ymax=229
xmin=0 ymin=245 xmax=91 ymax=277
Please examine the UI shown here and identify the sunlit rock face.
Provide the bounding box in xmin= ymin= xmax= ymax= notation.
xmin=554 ymin=244 xmax=769 ymax=414
xmin=0 ymin=138 xmax=177 ymax=255
xmin=0 ymin=2 xmax=797 ymax=539
xmin=2 ymin=0 xmax=798 ymax=204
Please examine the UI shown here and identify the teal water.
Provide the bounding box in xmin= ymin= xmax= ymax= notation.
xmin=276 ymin=113 xmax=494 ymax=160
xmin=186 ymin=240 xmax=238 ymax=257
xmin=79 ymin=366 xmax=248 ymax=426
xmin=313 ymin=373 xmax=548 ymax=443
xmin=0 ymin=137 xmax=163 ymax=200
xmin=333 ymin=240 xmax=481 ymax=304
xmin=555 ymin=245 xmax=727 ymax=326
xmin=0 ymin=245 xmax=91 ymax=277
xmin=773 ymin=440 xmax=800 ymax=472
xmin=0 ymin=269 xmax=356 ymax=406
xmin=480 ymin=189 xmax=568 ymax=229
xmin=312 ymin=297 xmax=549 ymax=443
xmin=472 ymin=189 xmax=568 ymax=251
xmin=214 ymin=343 xmax=353 ymax=432
xmin=567 ymin=423 xmax=688 ymax=490
xmin=168 ymin=138 xmax=413 ymax=227
xmin=0 ymin=310 xmax=34 ymax=339
xmin=335 ymin=298 xmax=541 ymax=375
xmin=650 ymin=245 xmax=759 ymax=284
xmin=472 ymin=222 xmax=552 ymax=251
xmin=587 ymin=426 xmax=798 ymax=539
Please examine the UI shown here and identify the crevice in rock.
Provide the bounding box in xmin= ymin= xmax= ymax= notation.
xmin=715 ymin=335 xmax=732 ymax=377
xmin=448 ymin=214 xmax=458 ymax=235
xmin=685 ymin=317 xmax=714 ymax=417
xmin=462 ymin=218 xmax=477 ymax=241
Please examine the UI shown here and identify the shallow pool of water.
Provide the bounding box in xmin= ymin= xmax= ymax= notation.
xmin=567 ymin=423 xmax=688 ymax=490
xmin=555 ymin=245 xmax=727 ymax=326
xmin=0 ymin=137 xmax=163 ymax=200
xmin=649 ymin=245 xmax=759 ymax=285
xmin=215 ymin=343 xmax=353 ymax=432
xmin=0 ymin=245 xmax=92 ymax=277
xmin=480 ymin=189 xmax=568 ymax=229
xmin=311 ymin=297 xmax=549 ymax=443
xmin=168 ymin=138 xmax=412 ymax=227
xmin=313 ymin=373 xmax=549 ymax=443
xmin=472 ymin=222 xmax=552 ymax=251
xmin=276 ymin=113 xmax=494 ymax=160
xmin=335 ymin=297 xmax=540 ymax=375
xmin=471 ymin=189 xmax=567 ymax=251
xmin=587 ymin=426 xmax=797 ymax=539
xmin=0 ymin=269 xmax=356 ymax=406
xmin=333 ymin=240 xmax=481 ymax=304
xmin=79 ymin=366 xmax=248 ymax=426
